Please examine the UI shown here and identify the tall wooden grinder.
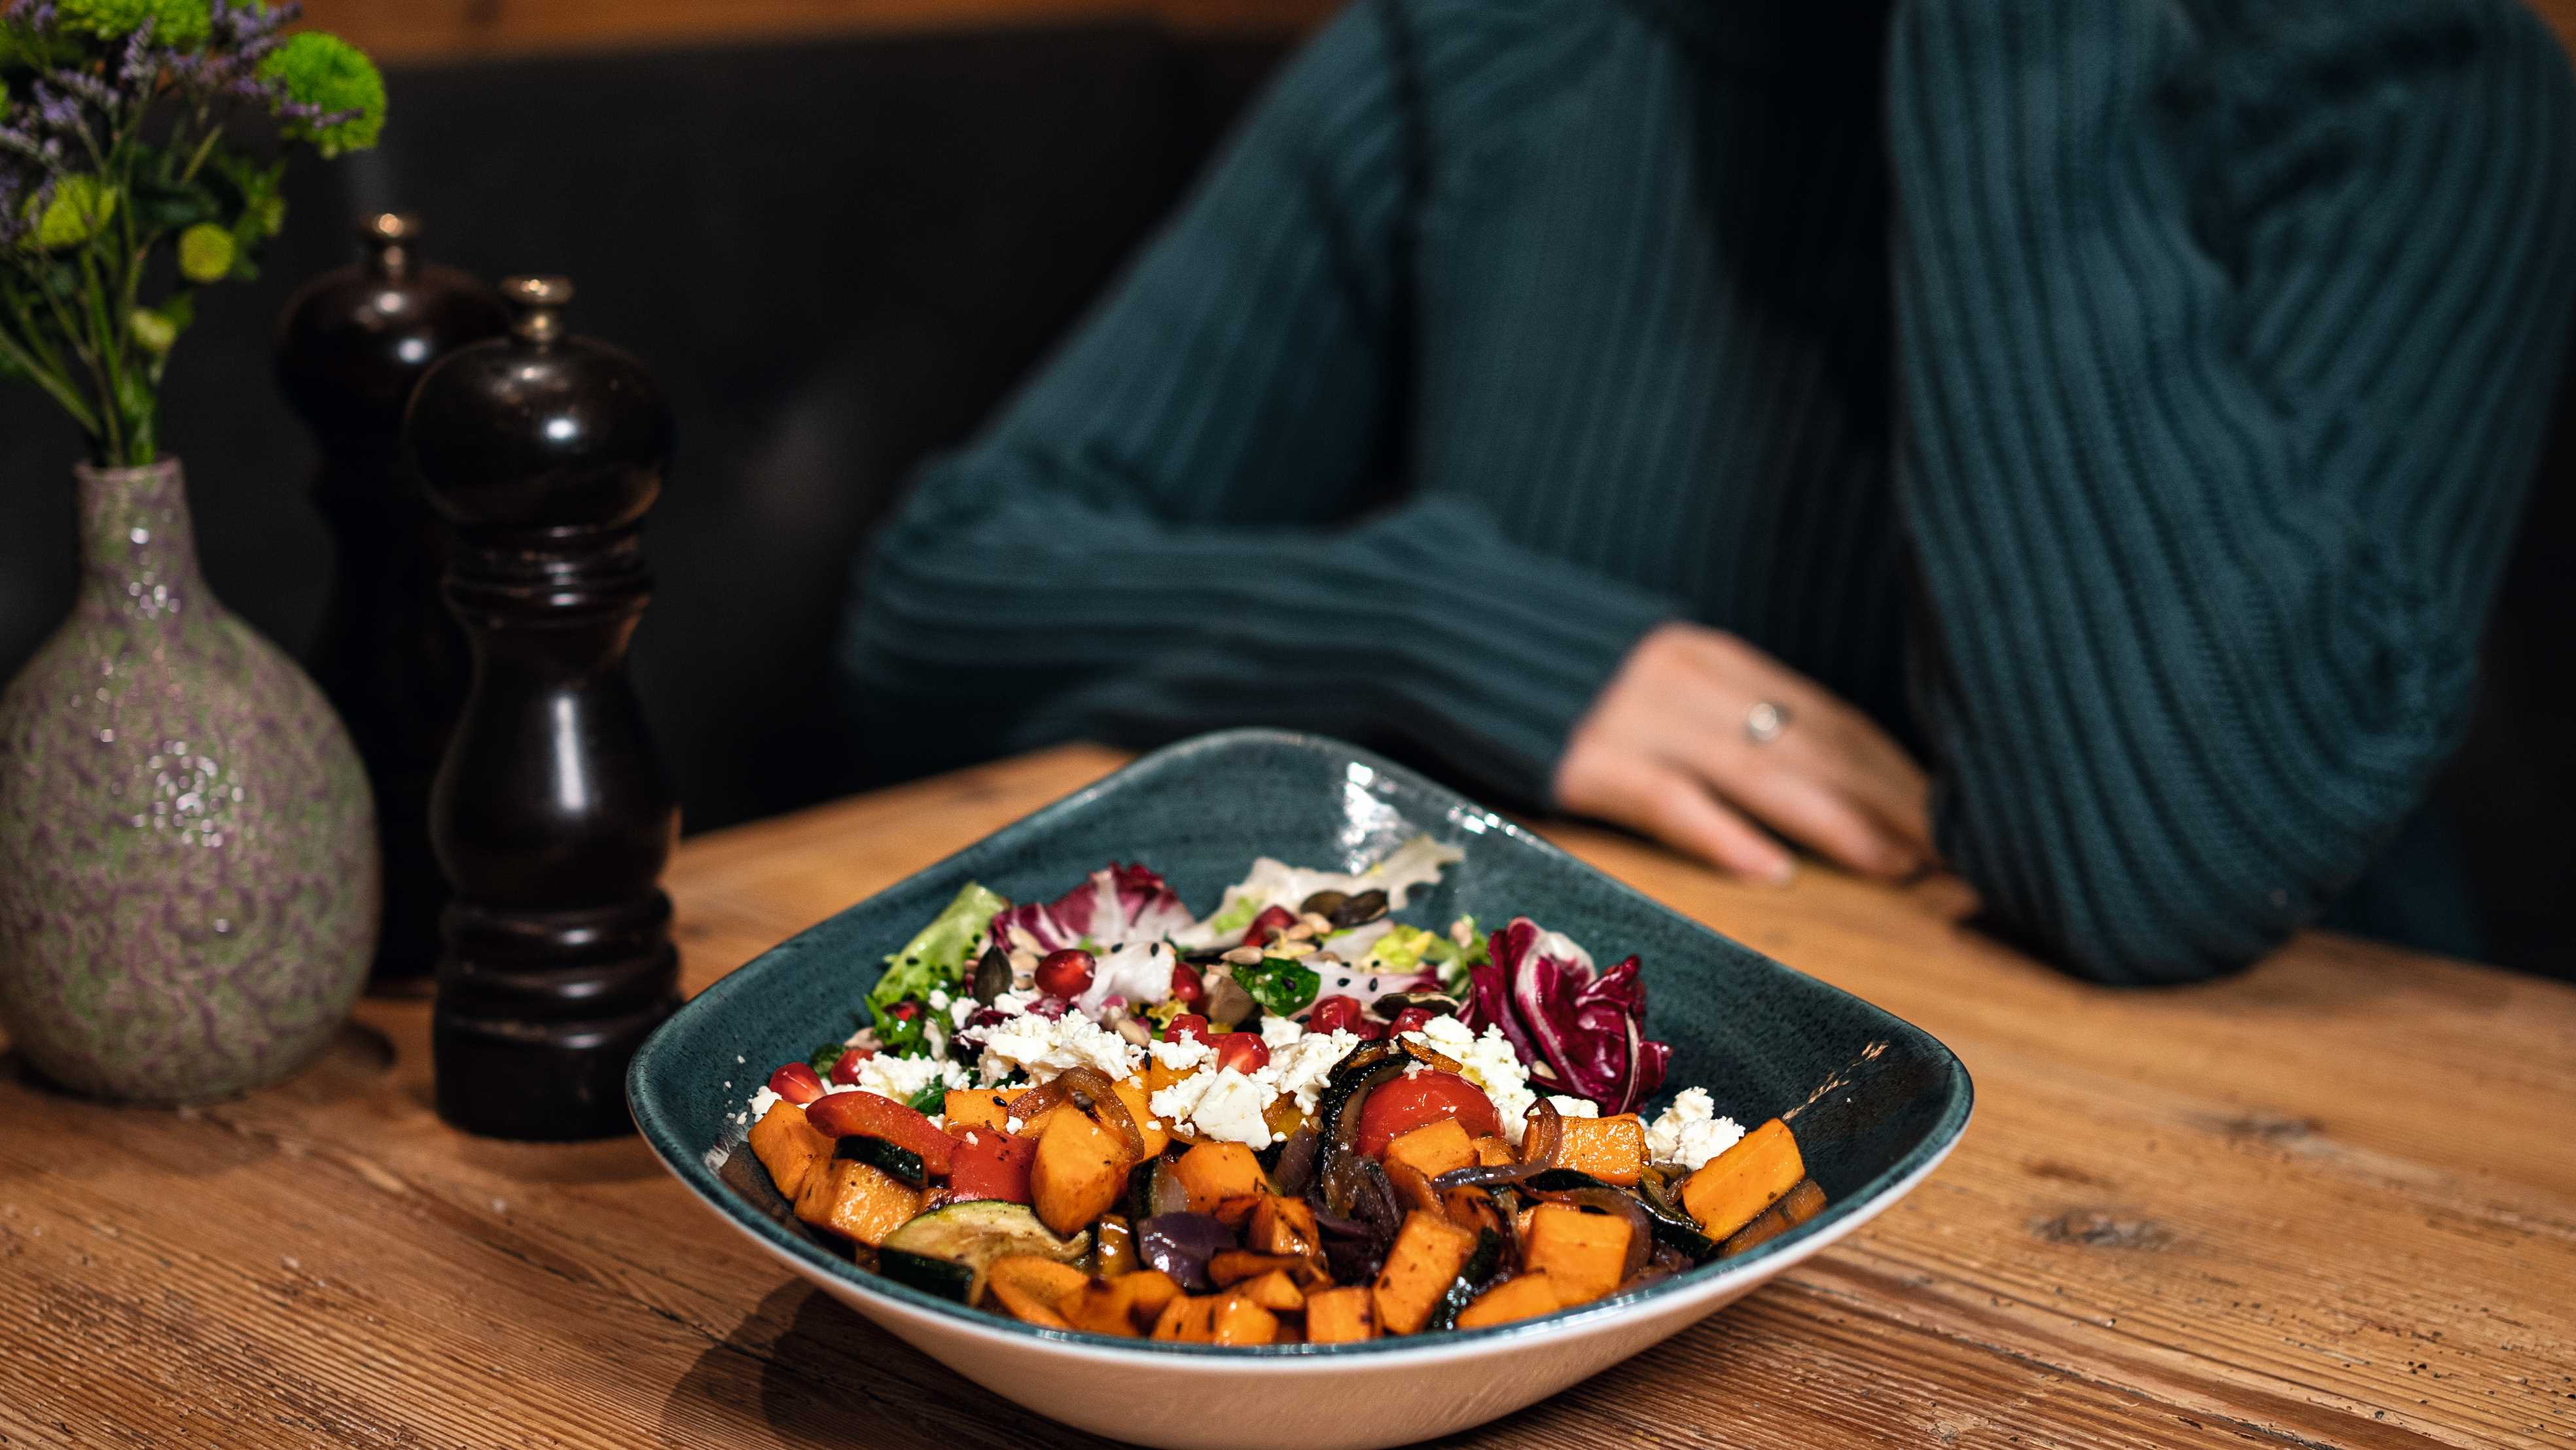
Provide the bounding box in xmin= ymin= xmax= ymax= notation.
xmin=275 ymin=213 xmax=507 ymax=985
xmin=406 ymin=276 xmax=681 ymax=1140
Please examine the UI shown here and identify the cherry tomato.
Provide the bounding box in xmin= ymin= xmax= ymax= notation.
xmin=1306 ymin=995 xmax=1363 ymax=1035
xmin=767 ymin=1062 xmax=825 ymax=1106
xmin=1167 ymin=960 xmax=1206 ymax=1008
xmin=828 ymin=1047 xmax=874 ymax=1086
xmin=1211 ymin=1033 xmax=1270 ymax=1074
xmin=1035 ymin=948 xmax=1096 ymax=999
xmin=1387 ymin=1006 xmax=1436 ymax=1037
xmin=1164 ymin=1013 xmax=1211 ymax=1046
xmin=1241 ymin=905 xmax=1297 ymax=946
xmin=805 ymin=1089 xmax=957 ymax=1175
xmin=1351 ymin=1019 xmax=1388 ymax=1042
xmin=1355 ymin=1070 xmax=1501 ymax=1157
xmin=946 ymin=1126 xmax=1037 ymax=1203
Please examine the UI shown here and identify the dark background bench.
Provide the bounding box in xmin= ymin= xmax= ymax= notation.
xmin=2 ymin=14 xmax=2568 ymax=976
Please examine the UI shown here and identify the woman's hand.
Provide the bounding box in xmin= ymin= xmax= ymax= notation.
xmin=1554 ymin=624 xmax=1933 ymax=883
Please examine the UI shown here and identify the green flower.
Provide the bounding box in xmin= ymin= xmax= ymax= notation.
xmin=258 ymin=31 xmax=385 ymax=158
xmin=176 ymin=222 xmax=236 ymax=283
xmin=26 ymin=176 xmax=118 ymax=251
xmin=128 ymin=308 xmax=179 ymax=355
xmin=54 ymin=0 xmax=213 ymax=49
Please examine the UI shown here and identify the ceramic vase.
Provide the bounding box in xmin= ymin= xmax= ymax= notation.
xmin=0 ymin=459 xmax=378 ymax=1103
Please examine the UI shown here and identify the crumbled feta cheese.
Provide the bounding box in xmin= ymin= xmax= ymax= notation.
xmin=1645 ymin=1087 xmax=1744 ymax=1170
xmin=928 ymin=989 xmax=951 ymax=1012
xmin=1149 ymin=1034 xmax=1215 ymax=1073
xmin=846 ymin=1050 xmax=967 ymax=1105
xmin=976 ymin=1005 xmax=1143 ymax=1085
xmin=1005 ymin=1116 xmax=1024 ymax=1134
xmin=1270 ymin=1027 xmax=1361 ymax=1116
xmin=950 ymin=995 xmax=980 ymax=1030
xmin=1259 ymin=1014 xmax=1308 ymax=1050
xmin=1547 ymin=1095 xmax=1600 ymax=1119
xmin=747 ymin=1086 xmax=781 ymax=1122
xmin=1185 ymin=1069 xmax=1276 ymax=1148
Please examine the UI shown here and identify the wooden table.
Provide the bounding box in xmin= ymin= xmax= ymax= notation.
xmin=4 ymin=744 xmax=2572 ymax=1449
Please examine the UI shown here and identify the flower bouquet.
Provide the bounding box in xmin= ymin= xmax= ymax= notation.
xmin=0 ymin=0 xmax=389 ymax=1105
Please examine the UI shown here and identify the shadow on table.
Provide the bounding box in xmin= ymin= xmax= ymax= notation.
xmin=660 ymin=1279 xmax=1136 ymax=1449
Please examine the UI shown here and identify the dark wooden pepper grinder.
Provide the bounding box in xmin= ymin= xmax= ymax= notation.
xmin=408 ymin=276 xmax=681 ymax=1141
xmin=276 ymin=213 xmax=510 ymax=986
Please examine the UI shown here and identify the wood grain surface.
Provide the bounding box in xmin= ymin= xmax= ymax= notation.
xmin=3 ymin=743 xmax=2573 ymax=1449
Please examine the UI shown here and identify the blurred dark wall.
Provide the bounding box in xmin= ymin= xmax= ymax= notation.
xmin=0 ymin=23 xmax=2568 ymax=976
xmin=0 ymin=23 xmax=1287 ymax=834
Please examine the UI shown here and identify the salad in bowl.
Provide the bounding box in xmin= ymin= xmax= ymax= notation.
xmin=734 ymin=838 xmax=1823 ymax=1345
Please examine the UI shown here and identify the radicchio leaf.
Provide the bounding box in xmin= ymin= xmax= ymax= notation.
xmin=988 ymin=862 xmax=1197 ymax=954
xmin=1461 ymin=916 xmax=1671 ymax=1115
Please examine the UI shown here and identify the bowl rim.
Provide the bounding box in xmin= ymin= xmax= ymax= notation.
xmin=629 ymin=727 xmax=1976 ymax=1361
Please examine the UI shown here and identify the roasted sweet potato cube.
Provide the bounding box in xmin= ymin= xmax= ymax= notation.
xmin=1520 ymin=1203 xmax=1632 ymax=1305
xmin=1721 ymin=1177 xmax=1828 ymax=1256
xmin=792 ymin=1157 xmax=923 ymax=1248
xmin=1031 ymin=1106 xmax=1134 ymax=1236
xmin=944 ymin=1089 xmax=1014 ymax=1136
xmin=748 ymin=1100 xmax=833 ymax=1201
xmin=1110 ymin=1076 xmax=1170 ymax=1158
xmin=1455 ymin=1271 xmax=1562 ymax=1329
xmin=986 ymin=1255 xmax=1090 ymax=1328
xmin=1382 ymin=1118 xmax=1476 ymax=1180
xmin=1121 ymin=1269 xmax=1185 ymax=1332
xmin=1247 ymin=1194 xmax=1323 ymax=1258
xmin=1209 ymin=1292 xmax=1281 ymax=1345
xmin=1304 ymin=1285 xmax=1377 ymax=1343
xmin=1150 ymin=1294 xmax=1221 ymax=1341
xmin=1056 ymin=1278 xmax=1143 ymax=1337
xmin=1211 ymin=1193 xmax=1266 ymax=1228
xmin=1234 ymin=1269 xmax=1306 ymax=1313
xmin=1470 ymin=1135 xmax=1516 ymax=1168
xmin=1372 ymin=1210 xmax=1479 ymax=1335
xmin=1682 ymin=1118 xmax=1805 ymax=1240
xmin=1208 ymin=1250 xmax=1308 ymax=1288
xmin=1170 ymin=1141 xmax=1266 ymax=1214
xmin=1556 ymin=1113 xmax=1647 ymax=1186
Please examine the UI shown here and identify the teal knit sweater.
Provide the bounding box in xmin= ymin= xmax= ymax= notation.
xmin=842 ymin=0 xmax=2576 ymax=983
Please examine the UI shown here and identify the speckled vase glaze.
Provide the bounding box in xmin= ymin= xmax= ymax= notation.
xmin=0 ymin=461 xmax=378 ymax=1103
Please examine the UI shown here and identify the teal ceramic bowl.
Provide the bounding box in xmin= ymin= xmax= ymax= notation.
xmin=630 ymin=730 xmax=1971 ymax=1449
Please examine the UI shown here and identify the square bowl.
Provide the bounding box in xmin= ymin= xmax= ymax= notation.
xmin=630 ymin=729 xmax=1972 ymax=1449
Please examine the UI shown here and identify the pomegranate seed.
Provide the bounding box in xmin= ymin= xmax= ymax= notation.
xmin=1167 ymin=961 xmax=1206 ymax=1008
xmin=767 ymin=1062 xmax=825 ymax=1105
xmin=1388 ymin=1006 xmax=1435 ymax=1037
xmin=1211 ymin=1033 xmax=1270 ymax=1074
xmin=1241 ymin=905 xmax=1296 ymax=946
xmin=1351 ymin=1019 xmax=1387 ymax=1041
xmin=828 ymin=1048 xmax=873 ymax=1085
xmin=1306 ymin=995 xmax=1363 ymax=1035
xmin=884 ymin=999 xmax=921 ymax=1021
xmin=1035 ymin=948 xmax=1096 ymax=999
xmin=1164 ymin=1013 xmax=1211 ymax=1046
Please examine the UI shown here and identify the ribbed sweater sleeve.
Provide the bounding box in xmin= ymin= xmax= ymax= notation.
xmin=840 ymin=3 xmax=1673 ymax=802
xmin=1887 ymin=0 xmax=2576 ymax=982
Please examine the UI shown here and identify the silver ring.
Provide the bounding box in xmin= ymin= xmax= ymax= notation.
xmin=1745 ymin=700 xmax=1792 ymax=745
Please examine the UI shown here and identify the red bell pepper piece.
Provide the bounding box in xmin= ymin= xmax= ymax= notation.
xmin=804 ymin=1089 xmax=956 ymax=1175
xmin=946 ymin=1125 xmax=1037 ymax=1203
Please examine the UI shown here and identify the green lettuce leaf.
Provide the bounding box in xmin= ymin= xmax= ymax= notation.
xmin=1240 ymin=957 xmax=1321 ymax=1017
xmin=872 ymin=882 xmax=1011 ymax=1010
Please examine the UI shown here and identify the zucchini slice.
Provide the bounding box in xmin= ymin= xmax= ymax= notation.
xmin=1528 ymin=1167 xmax=1721 ymax=1264
xmin=1423 ymin=1228 xmax=1507 ymax=1334
xmin=835 ymin=1133 xmax=927 ymax=1186
xmin=877 ymin=1200 xmax=1091 ymax=1306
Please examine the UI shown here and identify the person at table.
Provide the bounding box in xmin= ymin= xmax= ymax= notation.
xmin=838 ymin=0 xmax=2576 ymax=984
